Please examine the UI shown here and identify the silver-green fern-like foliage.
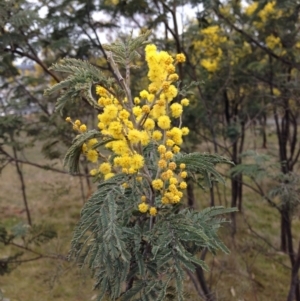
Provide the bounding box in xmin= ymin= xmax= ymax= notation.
xmin=46 ymin=31 xmax=236 ymax=301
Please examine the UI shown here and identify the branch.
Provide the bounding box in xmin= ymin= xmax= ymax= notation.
xmin=4 ymin=47 xmax=60 ymax=82
xmin=8 ymin=241 xmax=68 ymax=261
xmin=214 ymin=10 xmax=300 ymax=70
xmin=0 ymin=147 xmax=89 ymax=177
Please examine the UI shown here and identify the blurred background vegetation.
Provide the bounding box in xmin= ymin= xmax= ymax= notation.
xmin=0 ymin=0 xmax=300 ymax=300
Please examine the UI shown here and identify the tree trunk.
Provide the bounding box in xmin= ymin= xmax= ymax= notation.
xmin=187 ymin=180 xmax=195 ymax=208
xmin=195 ymin=249 xmax=215 ymax=301
xmin=287 ymin=241 xmax=300 ymax=301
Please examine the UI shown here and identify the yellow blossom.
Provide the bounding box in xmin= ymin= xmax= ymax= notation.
xmin=168 ymin=162 xmax=177 ymax=170
xmin=138 ymin=202 xmax=149 ymax=213
xmin=179 ymin=182 xmax=187 ymax=189
xmin=169 ymin=177 xmax=178 ymax=185
xmin=105 ymin=173 xmax=115 ymax=180
xmin=158 ymin=145 xmax=167 ymax=154
xmin=128 ymin=129 xmax=142 ymax=144
xmin=181 ymin=98 xmax=189 ymax=106
xmin=134 ymin=97 xmax=140 ymax=104
xmin=170 ymin=103 xmax=183 ymax=118
xmin=140 ymin=131 xmax=150 ymax=146
xmin=162 ymin=81 xmax=170 ymax=91
xmin=87 ymin=149 xmax=98 ymax=162
xmin=180 ymin=171 xmax=187 ymax=178
xmin=65 ymin=116 xmax=71 ymax=122
xmin=165 ymin=151 xmax=173 ymax=160
xmin=157 ymin=115 xmax=171 ymax=130
xmin=173 ymin=145 xmax=180 ymax=153
xmin=201 ymin=59 xmax=218 ymax=72
xmin=167 ymin=65 xmax=175 ymax=74
xmin=119 ymin=109 xmax=130 ymax=120
xmin=169 ymin=73 xmax=179 ymax=81
xmin=131 ymin=154 xmax=144 ymax=170
xmin=99 ymin=162 xmax=112 ymax=175
xmin=158 ymin=159 xmax=167 ymax=169
xmin=245 ymin=2 xmax=258 ymax=16
xmin=75 ymin=119 xmax=81 ymax=126
xmin=152 ymin=130 xmax=163 ymax=141
xmin=140 ymin=90 xmax=149 ymax=99
xmin=176 ymin=53 xmax=186 ymax=63
xmin=166 ymin=139 xmax=175 ymax=147
xmin=111 ymin=140 xmax=130 ymax=155
xmin=142 ymin=105 xmax=151 ymax=113
xmin=133 ymin=106 xmax=142 ymax=117
xmin=180 ymin=163 xmax=186 ymax=169
xmin=79 ymin=124 xmax=87 ymax=132
xmin=152 ymin=179 xmax=164 ymax=190
xmin=82 ymin=143 xmax=87 ymax=153
xmin=90 ymin=169 xmax=97 ymax=176
xmin=149 ymin=207 xmax=157 ymax=216
xmin=266 ymin=35 xmax=281 ymax=49
xmin=161 ymin=196 xmax=169 ymax=204
xmin=104 ymin=104 xmax=118 ymax=119
xmin=181 ymin=127 xmax=189 ymax=136
xmin=143 ymin=118 xmax=155 ymax=130
xmin=96 ymin=86 xmax=107 ymax=96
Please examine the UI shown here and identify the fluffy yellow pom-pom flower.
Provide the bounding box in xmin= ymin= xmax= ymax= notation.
xmin=176 ymin=53 xmax=186 ymax=63
xmin=168 ymin=162 xmax=177 ymax=170
xmin=169 ymin=177 xmax=178 ymax=184
xmin=75 ymin=119 xmax=81 ymax=126
xmin=158 ymin=145 xmax=166 ymax=154
xmin=179 ymin=182 xmax=187 ymax=189
xmin=181 ymin=98 xmax=189 ymax=106
xmin=157 ymin=115 xmax=171 ymax=130
xmin=140 ymin=90 xmax=149 ymax=99
xmin=143 ymin=118 xmax=155 ymax=130
xmin=90 ymin=169 xmax=97 ymax=176
xmin=131 ymin=154 xmax=144 ymax=170
xmin=138 ymin=202 xmax=149 ymax=213
xmin=181 ymin=127 xmax=189 ymax=136
xmin=149 ymin=207 xmax=157 ymax=216
xmin=128 ymin=129 xmax=142 ymax=144
xmin=165 ymin=151 xmax=174 ymax=160
xmin=170 ymin=103 xmax=183 ymax=118
xmin=79 ymin=124 xmax=87 ymax=132
xmin=99 ymin=162 xmax=112 ymax=175
xmin=152 ymin=179 xmax=164 ymax=190
xmin=180 ymin=171 xmax=188 ymax=178
xmin=152 ymin=130 xmax=163 ymax=141
xmin=104 ymin=173 xmax=115 ymax=180
xmin=158 ymin=159 xmax=167 ymax=169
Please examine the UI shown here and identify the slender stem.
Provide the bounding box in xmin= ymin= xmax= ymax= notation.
xmin=11 ymin=141 xmax=32 ymax=226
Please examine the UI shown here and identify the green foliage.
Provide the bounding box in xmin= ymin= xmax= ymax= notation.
xmin=45 ymin=59 xmax=115 ymax=113
xmin=175 ymin=152 xmax=233 ymax=187
xmin=229 ymin=151 xmax=279 ymax=180
xmin=54 ymin=32 xmax=236 ymax=300
xmin=103 ymin=30 xmax=151 ymax=69
xmin=69 ymin=170 xmax=236 ymax=301
xmin=63 ymin=129 xmax=110 ymax=174
xmin=0 ymin=222 xmax=57 ymax=276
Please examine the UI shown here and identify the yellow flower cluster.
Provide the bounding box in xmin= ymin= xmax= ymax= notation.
xmin=193 ymin=25 xmax=226 ymax=73
xmin=258 ymin=1 xmax=282 ymax=22
xmin=244 ymin=2 xmax=258 ymax=16
xmin=67 ymin=44 xmax=190 ymax=216
xmin=265 ymin=34 xmax=281 ymax=50
xmin=66 ymin=117 xmax=88 ymax=133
